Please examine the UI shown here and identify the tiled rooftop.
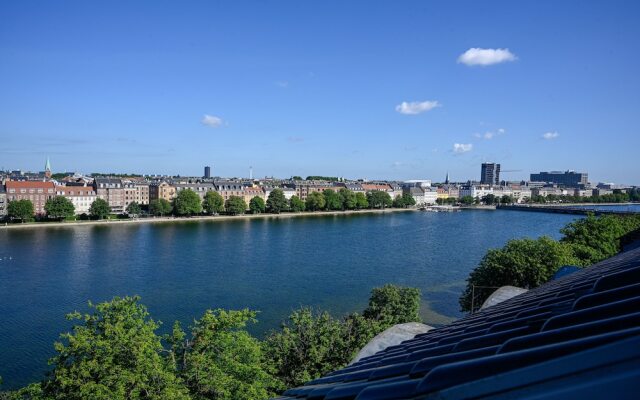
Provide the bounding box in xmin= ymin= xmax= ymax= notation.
xmin=276 ymin=246 xmax=640 ymax=399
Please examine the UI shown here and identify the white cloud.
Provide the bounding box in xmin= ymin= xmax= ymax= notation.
xmin=202 ymin=114 xmax=223 ymax=128
xmin=457 ymin=48 xmax=517 ymax=66
xmin=474 ymin=128 xmax=506 ymax=140
xmin=542 ymin=131 xmax=559 ymax=140
xmin=453 ymin=143 xmax=473 ymax=154
xmin=395 ymin=100 xmax=441 ymax=115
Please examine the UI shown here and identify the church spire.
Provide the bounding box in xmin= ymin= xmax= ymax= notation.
xmin=445 ymin=171 xmax=450 ymax=184
xmin=44 ymin=157 xmax=52 ymax=179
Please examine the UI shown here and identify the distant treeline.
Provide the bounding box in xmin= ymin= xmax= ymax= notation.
xmin=528 ymin=189 xmax=640 ymax=204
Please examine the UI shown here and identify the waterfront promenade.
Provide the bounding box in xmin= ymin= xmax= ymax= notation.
xmin=0 ymin=207 xmax=417 ymax=230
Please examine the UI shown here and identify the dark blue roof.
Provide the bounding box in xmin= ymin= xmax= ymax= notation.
xmin=276 ymin=246 xmax=640 ymax=399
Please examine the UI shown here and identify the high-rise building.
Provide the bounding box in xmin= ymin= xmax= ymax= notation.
xmin=204 ymin=166 xmax=211 ymax=179
xmin=530 ymin=171 xmax=588 ymax=187
xmin=480 ymin=163 xmax=500 ymax=185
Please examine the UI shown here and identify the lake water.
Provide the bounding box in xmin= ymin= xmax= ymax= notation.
xmin=0 ymin=210 xmax=579 ymax=390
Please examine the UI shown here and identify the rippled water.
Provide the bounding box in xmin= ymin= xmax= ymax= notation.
xmin=0 ymin=210 xmax=579 ymax=389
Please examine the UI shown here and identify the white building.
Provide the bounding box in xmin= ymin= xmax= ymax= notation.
xmin=56 ymin=185 xmax=97 ymax=215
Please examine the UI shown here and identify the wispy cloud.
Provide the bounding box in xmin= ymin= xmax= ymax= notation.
xmin=474 ymin=128 xmax=506 ymax=140
xmin=395 ymin=100 xmax=441 ymax=115
xmin=275 ymin=80 xmax=289 ymax=88
xmin=458 ymin=48 xmax=517 ymax=66
xmin=453 ymin=143 xmax=473 ymax=154
xmin=391 ymin=161 xmax=404 ymax=168
xmin=286 ymin=136 xmax=304 ymax=143
xmin=202 ymin=114 xmax=223 ymax=128
xmin=542 ymin=131 xmax=559 ymax=140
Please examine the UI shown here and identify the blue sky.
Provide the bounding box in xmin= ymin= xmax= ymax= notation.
xmin=1 ymin=1 xmax=639 ymax=184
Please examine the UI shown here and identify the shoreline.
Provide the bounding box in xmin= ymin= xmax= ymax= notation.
xmin=523 ymin=202 xmax=639 ymax=207
xmin=0 ymin=208 xmax=418 ymax=230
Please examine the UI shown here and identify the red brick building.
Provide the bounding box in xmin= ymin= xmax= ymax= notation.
xmin=5 ymin=181 xmax=56 ymax=215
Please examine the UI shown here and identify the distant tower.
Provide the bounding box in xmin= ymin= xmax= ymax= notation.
xmin=204 ymin=166 xmax=211 ymax=179
xmin=44 ymin=157 xmax=52 ymax=179
xmin=445 ymin=171 xmax=450 ymax=185
xmin=249 ymin=166 xmax=253 ymax=180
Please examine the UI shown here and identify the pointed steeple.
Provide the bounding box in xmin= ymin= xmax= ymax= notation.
xmin=445 ymin=171 xmax=450 ymax=184
xmin=44 ymin=157 xmax=52 ymax=179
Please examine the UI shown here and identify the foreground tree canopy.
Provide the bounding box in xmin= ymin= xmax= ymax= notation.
xmin=7 ymin=285 xmax=422 ymax=399
xmin=459 ymin=214 xmax=640 ymax=312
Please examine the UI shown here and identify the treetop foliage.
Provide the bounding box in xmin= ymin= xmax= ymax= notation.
xmin=8 ymin=285 xmax=422 ymax=399
xmin=459 ymin=214 xmax=640 ymax=312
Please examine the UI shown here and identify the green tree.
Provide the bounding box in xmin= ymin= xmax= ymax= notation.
xmin=89 ymin=198 xmax=110 ymax=220
xmin=44 ymin=196 xmax=75 ymax=220
xmin=404 ymin=193 xmax=417 ymax=207
xmin=366 ymin=191 xmax=392 ymax=209
xmin=501 ymin=195 xmax=514 ymax=204
xmin=7 ymin=199 xmax=34 ymax=222
xmin=323 ymin=189 xmax=342 ymax=211
xmin=149 ymin=199 xmax=172 ymax=217
xmin=263 ymin=308 xmax=350 ymax=389
xmin=249 ymin=196 xmax=266 ymax=214
xmin=395 ymin=193 xmax=416 ymax=208
xmin=264 ymin=284 xmax=422 ymax=389
xmin=126 ymin=201 xmax=141 ymax=217
xmin=266 ymin=189 xmax=288 ymax=214
xmin=169 ymin=309 xmax=277 ymax=400
xmin=174 ymin=189 xmax=202 ymax=216
xmin=289 ymin=195 xmax=305 ymax=212
xmin=354 ymin=192 xmax=368 ymax=209
xmin=392 ymin=195 xmax=405 ymax=208
xmin=305 ymin=192 xmax=326 ymax=211
xmin=481 ymin=194 xmax=497 ymax=205
xmin=560 ymin=214 xmax=640 ymax=265
xmin=34 ymin=296 xmax=190 ymax=400
xmin=225 ymin=196 xmax=247 ymax=215
xmin=362 ymin=284 xmax=421 ymax=328
xmin=338 ymin=188 xmax=356 ymax=210
xmin=459 ymin=237 xmax=579 ymax=312
xmin=202 ymin=192 xmax=225 ymax=215
xmin=460 ymin=195 xmax=475 ymax=205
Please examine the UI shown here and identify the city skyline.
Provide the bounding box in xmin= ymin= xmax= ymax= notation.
xmin=2 ymin=1 xmax=640 ymax=184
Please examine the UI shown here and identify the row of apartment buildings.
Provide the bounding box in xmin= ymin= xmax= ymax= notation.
xmin=0 ymin=174 xmax=627 ymax=218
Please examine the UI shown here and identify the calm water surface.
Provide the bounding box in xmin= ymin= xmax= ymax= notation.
xmin=0 ymin=210 xmax=579 ymax=389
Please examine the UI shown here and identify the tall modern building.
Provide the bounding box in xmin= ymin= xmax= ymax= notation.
xmin=204 ymin=166 xmax=211 ymax=179
xmin=480 ymin=163 xmax=500 ymax=185
xmin=530 ymin=170 xmax=588 ymax=187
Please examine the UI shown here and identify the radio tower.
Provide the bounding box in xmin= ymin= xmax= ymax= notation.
xmin=249 ymin=166 xmax=253 ymax=180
